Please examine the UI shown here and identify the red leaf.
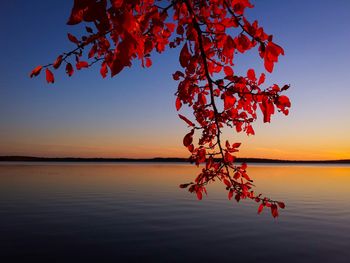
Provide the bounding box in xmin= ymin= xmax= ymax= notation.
xmin=271 ymin=204 xmax=279 ymax=218
xmin=66 ymin=63 xmax=74 ymax=77
xmin=246 ymin=125 xmax=255 ymax=135
xmin=45 ymin=68 xmax=54 ymax=83
xmin=88 ymin=45 xmax=97 ymax=58
xmin=111 ymin=59 xmax=124 ymax=77
xmin=247 ymin=69 xmax=256 ymax=82
xmin=260 ymin=97 xmax=275 ymax=123
xmin=206 ymin=156 xmax=214 ymax=169
xmin=53 ymin=55 xmax=63 ymax=69
xmin=197 ymin=148 xmax=206 ymax=163
xmin=76 ymin=61 xmax=89 ymax=70
xmin=277 ymin=95 xmax=291 ymax=108
xmin=258 ymin=73 xmax=265 ymax=85
xmin=178 ymin=114 xmax=195 ymax=127
xmin=179 ymin=43 xmax=191 ymax=68
xmin=224 ymin=66 xmax=233 ymax=76
xmin=242 ymin=172 xmax=251 ymax=181
xmin=183 ymin=130 xmax=194 ymax=147
xmin=145 ymin=57 xmax=152 ymax=68
xmin=257 ymin=203 xmax=264 ymax=214
xmin=264 ymin=59 xmax=274 ymax=73
xmin=30 ymin=65 xmax=42 ymax=78
xmin=226 ymin=141 xmax=240 ymax=153
xmin=277 ymin=202 xmax=285 ymax=209
xmin=67 ymin=33 xmax=79 ymax=44
xmin=224 ymin=93 xmax=236 ymax=110
xmin=235 ymin=194 xmax=241 ymax=202
xmin=224 ymin=152 xmax=235 ymax=163
xmin=281 ymin=84 xmax=290 ymax=91
xmin=235 ymin=34 xmax=251 ymax=53
xmin=121 ymin=11 xmax=136 ymax=31
xmin=111 ymin=0 xmax=124 ymax=8
xmin=233 ymin=172 xmax=240 ymax=180
xmin=187 ymin=144 xmax=194 ymax=153
xmin=67 ymin=1 xmax=87 ymax=25
xmin=264 ymin=42 xmax=284 ymax=73
xmin=172 ymin=71 xmax=184 ymax=80
xmin=228 ymin=189 xmax=234 ymax=200
xmin=196 ymin=190 xmax=203 ymax=200
xmin=175 ymin=97 xmax=182 ymax=111
xmin=223 ymin=179 xmax=231 ymax=188
xmin=198 ymin=93 xmax=207 ymax=105
xmin=100 ymin=62 xmax=108 ymax=78
xmin=232 ymin=143 xmax=241 ymax=148
xmin=166 ymin=23 xmax=176 ymax=32
xmin=232 ymin=1 xmax=253 ymax=15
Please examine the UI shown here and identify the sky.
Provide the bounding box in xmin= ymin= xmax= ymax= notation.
xmin=0 ymin=0 xmax=349 ymax=160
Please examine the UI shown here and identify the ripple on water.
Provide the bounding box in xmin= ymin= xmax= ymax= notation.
xmin=0 ymin=163 xmax=349 ymax=263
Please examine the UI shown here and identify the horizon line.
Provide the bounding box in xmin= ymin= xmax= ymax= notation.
xmin=0 ymin=156 xmax=349 ymax=164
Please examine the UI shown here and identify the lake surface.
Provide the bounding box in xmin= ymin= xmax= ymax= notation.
xmin=0 ymin=163 xmax=349 ymax=262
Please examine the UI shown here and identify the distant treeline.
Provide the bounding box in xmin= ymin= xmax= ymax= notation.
xmin=0 ymin=156 xmax=349 ymax=164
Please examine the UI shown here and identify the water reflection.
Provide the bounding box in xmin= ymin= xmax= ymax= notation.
xmin=0 ymin=163 xmax=349 ymax=262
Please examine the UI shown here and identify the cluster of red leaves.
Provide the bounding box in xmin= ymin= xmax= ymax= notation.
xmin=30 ymin=0 xmax=290 ymax=218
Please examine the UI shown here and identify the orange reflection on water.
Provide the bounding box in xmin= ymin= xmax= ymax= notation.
xmin=1 ymin=163 xmax=349 ymax=205
xmin=248 ymin=165 xmax=350 ymax=200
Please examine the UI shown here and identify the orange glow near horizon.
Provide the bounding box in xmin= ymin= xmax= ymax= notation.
xmin=2 ymin=101 xmax=349 ymax=161
xmin=1 ymin=132 xmax=349 ymax=160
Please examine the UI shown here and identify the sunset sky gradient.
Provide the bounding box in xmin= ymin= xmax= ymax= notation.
xmin=0 ymin=0 xmax=349 ymax=160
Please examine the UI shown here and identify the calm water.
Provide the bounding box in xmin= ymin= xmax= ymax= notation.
xmin=0 ymin=163 xmax=349 ymax=262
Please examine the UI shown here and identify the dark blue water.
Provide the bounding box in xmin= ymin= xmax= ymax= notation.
xmin=0 ymin=163 xmax=349 ymax=262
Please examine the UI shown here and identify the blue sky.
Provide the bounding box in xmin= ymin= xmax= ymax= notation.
xmin=0 ymin=0 xmax=349 ymax=159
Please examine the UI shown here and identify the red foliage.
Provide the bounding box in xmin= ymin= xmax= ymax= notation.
xmin=30 ymin=65 xmax=42 ymax=78
xmin=45 ymin=68 xmax=55 ymax=83
xmin=30 ymin=0 xmax=291 ymax=218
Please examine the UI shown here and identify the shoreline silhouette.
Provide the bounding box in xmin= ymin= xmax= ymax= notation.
xmin=0 ymin=156 xmax=349 ymax=164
